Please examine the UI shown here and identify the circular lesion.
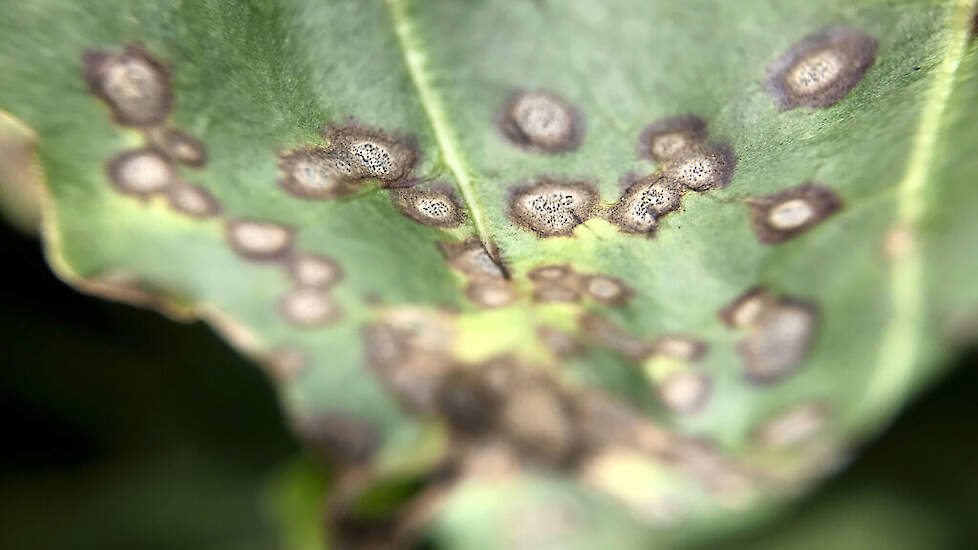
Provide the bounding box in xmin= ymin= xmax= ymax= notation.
xmin=767 ymin=26 xmax=878 ymax=109
xmin=499 ymin=89 xmax=584 ymax=153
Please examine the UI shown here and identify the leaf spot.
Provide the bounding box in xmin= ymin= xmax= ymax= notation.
xmin=83 ymin=45 xmax=172 ymax=126
xmin=508 ymin=180 xmax=598 ymax=237
xmin=166 ymin=181 xmax=221 ymax=218
xmin=107 ymin=149 xmax=174 ymax=196
xmin=278 ymin=287 xmax=342 ymax=327
xmin=638 ymin=115 xmax=707 ymax=163
xmin=225 ymin=219 xmax=293 ymax=260
xmin=392 ymin=185 xmax=466 ymax=228
xmin=500 ymin=90 xmax=583 ymax=153
xmin=663 ymin=143 xmax=736 ymax=191
xmin=749 ymin=183 xmax=842 ymax=244
xmin=767 ymin=26 xmax=877 ymax=110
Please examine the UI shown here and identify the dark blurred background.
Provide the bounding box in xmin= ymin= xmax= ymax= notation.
xmin=1 ymin=218 xmax=975 ymax=550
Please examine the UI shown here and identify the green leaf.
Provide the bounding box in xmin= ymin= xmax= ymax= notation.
xmin=2 ymin=0 xmax=977 ymax=547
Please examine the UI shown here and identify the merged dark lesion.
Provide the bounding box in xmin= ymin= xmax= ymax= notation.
xmin=720 ymin=288 xmax=819 ymax=385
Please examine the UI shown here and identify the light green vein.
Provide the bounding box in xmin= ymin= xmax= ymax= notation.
xmin=386 ymin=0 xmax=495 ymax=256
xmin=857 ymin=0 xmax=975 ymax=429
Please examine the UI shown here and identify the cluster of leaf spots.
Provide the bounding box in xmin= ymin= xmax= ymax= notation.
xmin=440 ymin=239 xmax=515 ymax=309
xmin=86 ymin=44 xmax=346 ymax=348
xmin=529 ymin=264 xmax=633 ymax=307
xmin=85 ymin=44 xmax=218 ymax=217
xmin=579 ymin=312 xmax=714 ymax=414
xmin=646 ymin=336 xmax=713 ymax=415
xmin=499 ymin=103 xmax=734 ymax=239
xmin=497 ymin=24 xmax=875 ymax=240
xmin=81 ymin=20 xmax=883 ymax=544
xmin=222 ymin=218 xmax=344 ymax=328
xmin=357 ymin=306 xmax=778 ymax=535
xmin=611 ymin=115 xmax=736 ymax=236
xmin=277 ymin=123 xmax=418 ymax=200
xmin=720 ymin=288 xmax=818 ymax=384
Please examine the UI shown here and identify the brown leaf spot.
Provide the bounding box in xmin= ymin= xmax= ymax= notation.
xmin=749 ymin=183 xmax=841 ymax=244
xmin=719 ymin=287 xmax=777 ymax=329
xmin=321 ymin=123 xmax=417 ymax=184
xmin=107 ymin=148 xmax=174 ymax=197
xmin=465 ymin=279 xmax=517 ymax=309
xmin=501 ymin=383 xmax=577 ymax=465
xmin=225 ymin=219 xmax=294 ymax=260
xmin=529 ymin=264 xmax=583 ymax=303
xmin=663 ymin=143 xmax=736 ymax=191
xmin=767 ymin=27 xmax=877 ymax=110
xmin=148 ymin=127 xmax=207 ymax=167
xmin=436 ymin=369 xmax=501 ymax=436
xmin=652 ymin=335 xmax=709 ymax=361
xmin=83 ymin=44 xmax=172 ymax=126
xmin=638 ymin=115 xmax=707 ymax=163
xmin=607 ymin=174 xmax=684 ymax=234
xmin=738 ymin=298 xmax=818 ymax=384
xmin=278 ymin=287 xmax=342 ymax=327
xmin=165 ymin=181 xmax=221 ymax=217
xmin=657 ymin=371 xmax=712 ymax=414
xmin=391 ymin=185 xmax=466 ymax=228
xmin=439 ymin=239 xmax=507 ymax=280
xmin=363 ymin=309 xmax=456 ymax=412
xmin=583 ymin=274 xmax=633 ymax=307
xmin=509 ymin=180 xmax=598 ymax=237
xmin=755 ymin=402 xmax=827 ymax=448
xmin=499 ymin=90 xmax=583 ymax=153
xmin=579 ymin=313 xmax=653 ymax=361
xmin=278 ymin=147 xmax=359 ymax=199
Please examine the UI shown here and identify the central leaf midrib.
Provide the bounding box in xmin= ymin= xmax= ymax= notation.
xmin=855 ymin=0 xmax=976 ymax=427
xmin=385 ymin=0 xmax=497 ymax=257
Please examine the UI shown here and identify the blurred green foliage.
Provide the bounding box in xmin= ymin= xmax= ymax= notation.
xmin=1 ymin=221 xmax=975 ymax=549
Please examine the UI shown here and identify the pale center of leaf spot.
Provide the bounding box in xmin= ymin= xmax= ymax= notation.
xmin=767 ymin=198 xmax=815 ymax=230
xmin=291 ymin=255 xmax=341 ymax=288
xmin=512 ymin=92 xmax=574 ymax=146
xmin=105 ymin=58 xmax=160 ymax=101
xmin=280 ymin=288 xmax=340 ymax=326
xmin=651 ymin=132 xmax=691 ymax=161
xmin=416 ymin=197 xmax=453 ymax=220
xmin=229 ymin=222 xmax=291 ymax=256
xmin=294 ymin=158 xmax=343 ymax=191
xmin=675 ymin=155 xmax=719 ymax=190
xmin=788 ymin=49 xmax=845 ymax=94
xmin=118 ymin=152 xmax=172 ymax=192
xmin=659 ymin=371 xmax=711 ymax=414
